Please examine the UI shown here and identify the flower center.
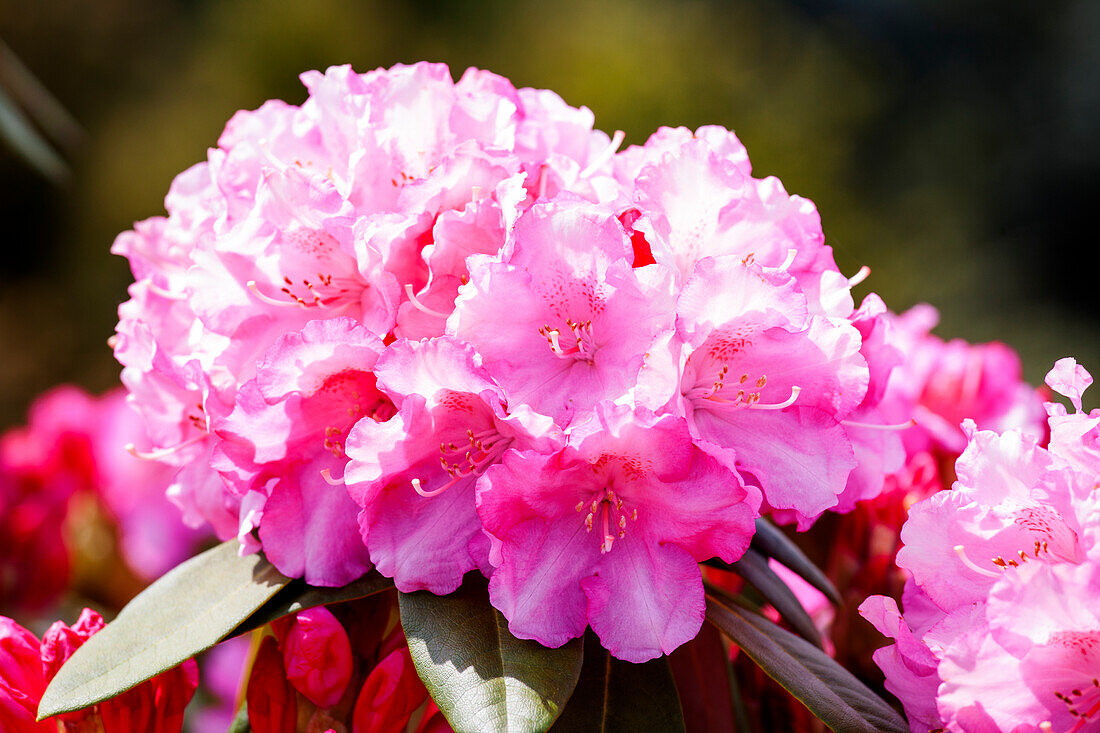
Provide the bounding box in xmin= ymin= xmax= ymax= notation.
xmin=575 ymin=486 xmax=639 ymax=554
xmin=686 ymin=367 xmax=800 ymax=411
xmin=248 ymin=271 xmax=364 ymax=311
xmin=539 ymin=319 xmax=597 ymax=363
xmin=323 ymin=389 xmax=397 ymax=459
xmin=412 ymin=426 xmax=512 ymax=498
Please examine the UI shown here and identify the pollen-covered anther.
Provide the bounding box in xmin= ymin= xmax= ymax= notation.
xmin=323 ymin=426 xmax=345 ymax=457
xmin=581 ymin=486 xmax=639 ymax=553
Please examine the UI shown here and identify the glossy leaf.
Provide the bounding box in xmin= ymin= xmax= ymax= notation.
xmin=705 ymin=590 xmax=908 ymax=733
xmin=38 ymin=541 xmax=290 ymax=719
xmin=725 ymin=548 xmax=824 ymax=648
xmin=399 ymin=575 xmax=583 ymax=733
xmin=750 ymin=518 xmax=841 ymax=606
xmin=229 ymin=570 xmax=394 ymax=637
xmin=552 ymin=631 xmax=685 ymax=733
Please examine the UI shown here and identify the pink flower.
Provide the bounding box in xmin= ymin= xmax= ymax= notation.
xmin=478 ymin=402 xmax=759 ymax=662
xmin=639 ymin=254 xmax=868 ymax=527
xmin=862 ymin=360 xmax=1100 ymax=732
xmin=897 ymin=422 xmax=1084 ymax=611
xmin=450 ymin=197 xmax=675 ymax=425
xmin=622 ymin=130 xmax=855 ymax=318
xmin=214 ymin=317 xmax=393 ymax=585
xmin=344 ymin=336 xmax=559 ymax=593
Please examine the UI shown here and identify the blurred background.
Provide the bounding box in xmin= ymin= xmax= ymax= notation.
xmin=2 ymin=0 xmax=1098 ymax=428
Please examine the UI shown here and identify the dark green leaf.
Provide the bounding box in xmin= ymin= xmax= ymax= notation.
xmin=38 ymin=541 xmax=290 ymax=719
xmin=750 ymin=518 xmax=841 ymax=606
xmin=399 ymin=574 xmax=583 ymax=733
xmin=229 ymin=570 xmax=394 ymax=637
xmin=723 ymin=548 xmax=824 ymax=648
xmin=551 ymin=631 xmax=685 ymax=733
xmin=704 ymin=591 xmax=907 ymax=733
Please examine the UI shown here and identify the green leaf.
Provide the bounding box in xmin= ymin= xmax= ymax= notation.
xmin=551 ymin=631 xmax=685 ymax=733
xmin=229 ymin=570 xmax=394 ymax=637
xmin=399 ymin=574 xmax=583 ymax=733
xmin=750 ymin=518 xmax=842 ymax=606
xmin=38 ymin=540 xmax=290 ymax=720
xmin=704 ymin=590 xmax=908 ymax=733
xmin=722 ymin=548 xmax=824 ymax=648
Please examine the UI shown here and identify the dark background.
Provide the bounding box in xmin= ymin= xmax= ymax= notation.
xmin=3 ymin=0 xmax=1098 ymax=427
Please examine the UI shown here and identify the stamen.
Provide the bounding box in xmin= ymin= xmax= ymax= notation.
xmin=840 ymin=418 xmax=917 ymax=431
xmin=580 ymin=130 xmax=626 ymax=178
xmin=125 ymin=433 xmax=205 ymax=461
xmin=776 ymin=248 xmax=797 ymax=272
xmin=412 ymin=476 xmax=461 ymax=498
xmin=247 ymin=280 xmax=308 ymax=309
xmin=320 ymin=468 xmax=344 ymax=485
xmin=953 ymin=545 xmax=1002 ymax=579
xmin=749 ymin=385 xmax=801 ymax=411
xmin=403 ymin=283 xmax=450 ymax=319
xmin=147 ymin=281 xmax=187 ymax=300
xmin=848 ymin=265 xmax=871 ymax=287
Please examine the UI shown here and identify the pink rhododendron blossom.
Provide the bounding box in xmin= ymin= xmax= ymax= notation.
xmin=344 ymin=336 xmax=559 ymax=593
xmin=0 ymin=385 xmax=206 ymax=609
xmin=215 ymin=318 xmax=393 ymax=585
xmin=450 ymin=197 xmax=676 ymax=424
xmin=637 ymin=253 xmax=869 ymax=527
xmin=863 ymin=360 xmax=1100 ymax=732
xmin=478 ymin=402 xmax=759 ymax=662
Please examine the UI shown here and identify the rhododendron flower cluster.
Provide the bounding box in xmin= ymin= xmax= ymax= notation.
xmin=861 ymin=358 xmax=1100 ymax=732
xmin=109 ymin=61 xmax=911 ymax=662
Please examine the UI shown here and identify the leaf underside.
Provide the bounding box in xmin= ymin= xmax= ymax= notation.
xmin=749 ymin=518 xmax=842 ymax=606
xmin=549 ymin=630 xmax=686 ymax=733
xmin=705 ymin=590 xmax=908 ymax=733
xmin=399 ymin=574 xmax=584 ymax=733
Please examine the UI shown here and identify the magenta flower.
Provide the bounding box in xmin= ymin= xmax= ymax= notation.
xmin=450 ymin=197 xmax=675 ymax=424
xmin=623 ymin=130 xmax=855 ymax=318
xmin=897 ymin=422 xmax=1084 ymax=611
xmin=344 ymin=336 xmax=559 ymax=594
xmin=640 ymin=254 xmax=869 ymax=526
xmin=214 ymin=317 xmax=394 ymax=585
xmin=477 ymin=402 xmax=759 ymax=662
